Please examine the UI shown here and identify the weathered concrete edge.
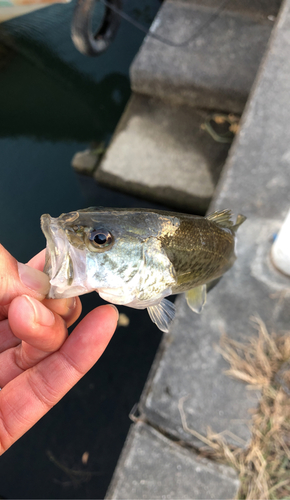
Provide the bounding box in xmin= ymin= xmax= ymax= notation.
xmin=131 ymin=78 xmax=248 ymax=115
xmin=106 ymin=421 xmax=240 ymax=500
xmin=105 ymin=423 xmax=136 ymax=499
xmin=170 ymin=0 xmax=282 ymax=21
xmin=130 ymin=2 xmax=273 ymax=113
xmin=95 ymin=167 xmax=210 ymax=214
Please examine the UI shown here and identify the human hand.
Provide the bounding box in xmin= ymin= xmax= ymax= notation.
xmin=0 ymin=244 xmax=118 ymax=454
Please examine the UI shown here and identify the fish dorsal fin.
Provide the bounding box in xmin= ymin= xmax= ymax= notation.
xmin=206 ymin=209 xmax=247 ymax=232
xmin=147 ymin=299 xmax=176 ymax=333
xmin=232 ymin=214 xmax=247 ymax=232
xmin=206 ymin=209 xmax=234 ymax=229
xmin=185 ymin=284 xmax=207 ymax=313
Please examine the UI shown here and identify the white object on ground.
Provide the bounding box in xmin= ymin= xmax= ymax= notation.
xmin=271 ymin=208 xmax=290 ymax=277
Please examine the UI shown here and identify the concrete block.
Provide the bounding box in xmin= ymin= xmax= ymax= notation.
xmin=107 ymin=422 xmax=239 ymax=499
xmin=131 ymin=1 xmax=273 ymax=112
xmin=138 ymin=0 xmax=290 ymax=448
xmin=95 ymin=94 xmax=231 ymax=213
xmin=172 ymin=0 xmax=282 ymax=22
xmin=71 ymin=147 xmax=104 ymax=175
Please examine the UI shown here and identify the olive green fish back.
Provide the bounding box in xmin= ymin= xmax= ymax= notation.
xmin=160 ymin=215 xmax=236 ymax=294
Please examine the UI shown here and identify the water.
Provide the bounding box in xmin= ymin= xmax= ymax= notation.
xmin=0 ymin=2 xmax=164 ymax=497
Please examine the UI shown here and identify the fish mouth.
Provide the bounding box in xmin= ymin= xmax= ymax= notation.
xmin=41 ymin=213 xmax=90 ymax=299
xmin=41 ymin=214 xmax=73 ymax=297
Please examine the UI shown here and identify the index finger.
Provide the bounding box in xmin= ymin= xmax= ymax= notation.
xmin=0 ymin=245 xmax=49 ymax=308
xmin=27 ymin=250 xmax=82 ymax=323
xmin=0 ymin=304 xmax=118 ymax=455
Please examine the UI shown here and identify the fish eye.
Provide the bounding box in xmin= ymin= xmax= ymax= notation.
xmin=88 ymin=229 xmax=114 ymax=250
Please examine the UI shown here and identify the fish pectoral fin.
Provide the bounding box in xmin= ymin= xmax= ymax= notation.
xmin=147 ymin=299 xmax=175 ymax=333
xmin=185 ymin=285 xmax=207 ymax=313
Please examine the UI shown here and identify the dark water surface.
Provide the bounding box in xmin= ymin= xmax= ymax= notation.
xmin=0 ymin=2 xmax=164 ymax=497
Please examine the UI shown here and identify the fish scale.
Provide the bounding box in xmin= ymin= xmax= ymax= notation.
xmin=160 ymin=217 xmax=235 ymax=294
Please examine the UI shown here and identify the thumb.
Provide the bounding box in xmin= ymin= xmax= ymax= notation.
xmin=0 ymin=244 xmax=50 ymax=305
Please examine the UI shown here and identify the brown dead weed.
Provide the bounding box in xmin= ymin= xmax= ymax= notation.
xmin=179 ymin=317 xmax=290 ymax=500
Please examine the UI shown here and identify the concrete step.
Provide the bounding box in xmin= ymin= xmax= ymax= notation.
xmin=130 ymin=1 xmax=275 ymax=112
xmin=107 ymin=422 xmax=239 ymax=500
xmin=171 ymin=0 xmax=281 ymax=22
xmin=95 ymin=94 xmax=231 ymax=213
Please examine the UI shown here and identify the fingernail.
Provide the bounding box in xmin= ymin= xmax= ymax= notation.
xmin=18 ymin=262 xmax=50 ymax=296
xmin=108 ymin=304 xmax=119 ymax=319
xmin=66 ymin=297 xmax=76 ymax=310
xmin=24 ymin=295 xmax=55 ymax=327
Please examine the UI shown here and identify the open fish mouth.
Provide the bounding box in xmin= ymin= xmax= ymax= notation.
xmin=41 ymin=213 xmax=76 ymax=298
xmin=41 ymin=214 xmax=68 ymax=280
xmin=41 ymin=213 xmax=90 ymax=299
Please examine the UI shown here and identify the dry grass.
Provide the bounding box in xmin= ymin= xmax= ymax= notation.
xmin=179 ymin=317 xmax=290 ymax=499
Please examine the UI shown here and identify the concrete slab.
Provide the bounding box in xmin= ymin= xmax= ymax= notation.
xmin=131 ymin=1 xmax=273 ymax=112
xmin=106 ymin=422 xmax=239 ymax=499
xmin=138 ymin=0 xmax=290 ymax=447
xmin=172 ymin=0 xmax=282 ymax=22
xmin=95 ymin=95 xmax=231 ymax=213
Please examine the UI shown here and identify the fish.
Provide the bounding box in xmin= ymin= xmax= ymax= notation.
xmin=40 ymin=207 xmax=246 ymax=333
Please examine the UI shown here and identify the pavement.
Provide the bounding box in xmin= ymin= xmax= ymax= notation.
xmin=105 ymin=0 xmax=290 ymax=498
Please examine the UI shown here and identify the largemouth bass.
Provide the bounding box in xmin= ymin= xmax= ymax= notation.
xmin=41 ymin=208 xmax=246 ymax=332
